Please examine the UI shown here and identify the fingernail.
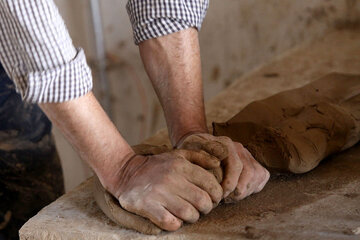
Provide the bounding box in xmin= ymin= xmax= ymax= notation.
xmin=223 ymin=190 xmax=231 ymax=198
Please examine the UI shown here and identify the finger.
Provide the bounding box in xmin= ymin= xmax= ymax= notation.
xmin=221 ymin=142 xmax=243 ymax=198
xmin=174 ymin=149 xmax=220 ymax=169
xmin=182 ymin=161 xmax=223 ymax=204
xmin=244 ymin=150 xmax=270 ymax=194
xmin=174 ymin=177 xmax=214 ymax=214
xmin=239 ymin=146 xmax=262 ymax=199
xmin=254 ymin=168 xmax=270 ymax=193
xmin=230 ymin=157 xmax=255 ymax=201
xmin=120 ymin=199 xmax=182 ymax=232
xmin=208 ymin=166 xmax=223 ymax=183
xmin=162 ymin=194 xmax=200 ymax=223
xmin=181 ymin=134 xmax=229 ymax=160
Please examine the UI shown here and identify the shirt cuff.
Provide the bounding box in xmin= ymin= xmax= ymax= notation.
xmin=126 ymin=0 xmax=209 ymax=45
xmin=13 ymin=48 xmax=93 ymax=103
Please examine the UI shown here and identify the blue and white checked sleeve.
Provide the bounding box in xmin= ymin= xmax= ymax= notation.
xmin=126 ymin=0 xmax=209 ymax=45
xmin=0 ymin=0 xmax=93 ymax=103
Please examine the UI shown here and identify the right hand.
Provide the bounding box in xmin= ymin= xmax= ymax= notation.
xmin=178 ymin=133 xmax=270 ymax=201
xmin=108 ymin=150 xmax=223 ymax=231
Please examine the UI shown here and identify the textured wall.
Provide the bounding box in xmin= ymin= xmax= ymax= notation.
xmin=52 ymin=0 xmax=359 ymax=191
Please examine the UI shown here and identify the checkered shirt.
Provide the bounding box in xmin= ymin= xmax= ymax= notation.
xmin=0 ymin=0 xmax=209 ymax=103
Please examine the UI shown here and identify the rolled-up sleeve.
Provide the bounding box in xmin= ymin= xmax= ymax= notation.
xmin=126 ymin=0 xmax=209 ymax=45
xmin=0 ymin=0 xmax=93 ymax=103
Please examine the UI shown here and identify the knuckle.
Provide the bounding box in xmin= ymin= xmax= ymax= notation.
xmin=217 ymin=136 xmax=232 ymax=144
xmin=151 ymin=184 xmax=165 ymax=196
xmin=237 ymin=150 xmax=248 ymax=161
xmin=170 ymin=158 xmax=185 ymax=170
xmin=208 ymin=180 xmax=223 ymax=201
xmin=160 ymin=172 xmax=174 ymax=183
xmin=236 ymin=159 xmax=244 ymax=170
xmin=157 ymin=213 xmax=179 ymax=230
xmin=158 ymin=213 xmax=171 ymax=226
xmin=235 ymin=191 xmax=247 ymax=201
xmin=223 ymin=178 xmax=237 ymax=194
xmin=258 ymin=173 xmax=266 ymax=184
xmin=212 ymin=184 xmax=223 ymax=203
xmin=119 ymin=195 xmax=143 ymax=212
xmin=265 ymin=169 xmax=270 ymax=177
xmin=197 ymin=193 xmax=212 ymax=212
xmin=264 ymin=169 xmax=270 ymax=182
xmin=258 ymin=166 xmax=269 ymax=181
xmin=247 ymin=168 xmax=255 ymax=180
xmin=182 ymin=206 xmax=198 ymax=221
xmin=233 ymin=141 xmax=244 ymax=148
xmin=234 ymin=185 xmax=246 ymax=197
xmin=260 ymin=169 xmax=268 ymax=180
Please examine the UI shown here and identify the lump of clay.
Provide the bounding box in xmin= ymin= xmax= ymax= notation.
xmin=213 ymin=73 xmax=360 ymax=173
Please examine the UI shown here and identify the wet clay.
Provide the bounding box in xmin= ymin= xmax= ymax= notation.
xmin=213 ymin=73 xmax=360 ymax=173
xmin=93 ymin=144 xmax=225 ymax=235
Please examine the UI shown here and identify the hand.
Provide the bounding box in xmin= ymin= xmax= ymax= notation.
xmin=109 ymin=149 xmax=223 ymax=231
xmin=225 ymin=142 xmax=270 ymax=202
xmin=177 ymin=133 xmax=270 ymax=201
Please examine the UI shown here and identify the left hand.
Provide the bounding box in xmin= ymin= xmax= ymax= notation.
xmin=177 ymin=133 xmax=270 ymax=202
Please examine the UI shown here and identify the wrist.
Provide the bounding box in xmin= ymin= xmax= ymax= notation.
xmin=96 ymin=148 xmax=136 ymax=197
xmin=171 ymin=126 xmax=209 ymax=148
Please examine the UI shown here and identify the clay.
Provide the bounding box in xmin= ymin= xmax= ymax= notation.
xmin=213 ymin=73 xmax=360 ymax=173
xmin=93 ymin=144 xmax=225 ymax=235
xmin=93 ymin=175 xmax=162 ymax=235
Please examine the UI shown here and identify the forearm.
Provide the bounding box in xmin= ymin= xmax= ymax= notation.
xmin=139 ymin=28 xmax=208 ymax=146
xmin=39 ymin=92 xmax=134 ymax=194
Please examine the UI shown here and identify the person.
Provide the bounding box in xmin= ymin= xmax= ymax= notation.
xmin=0 ymin=0 xmax=270 ymax=232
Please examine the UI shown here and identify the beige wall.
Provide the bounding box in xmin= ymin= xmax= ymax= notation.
xmin=52 ymin=0 xmax=360 ymax=191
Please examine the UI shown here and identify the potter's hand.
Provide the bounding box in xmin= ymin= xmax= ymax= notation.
xmin=109 ymin=149 xmax=223 ymax=231
xmin=177 ymin=133 xmax=270 ymax=201
xmin=225 ymin=142 xmax=270 ymax=202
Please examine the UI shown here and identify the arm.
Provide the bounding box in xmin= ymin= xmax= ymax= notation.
xmin=139 ymin=28 xmax=207 ymax=145
xmin=39 ymin=92 xmax=135 ymax=193
xmin=137 ymin=26 xmax=270 ymax=200
xmin=138 ymin=28 xmax=242 ymax=197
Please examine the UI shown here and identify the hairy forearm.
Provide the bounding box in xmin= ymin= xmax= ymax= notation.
xmin=139 ymin=28 xmax=208 ymax=146
xmin=39 ymin=92 xmax=134 ymax=194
